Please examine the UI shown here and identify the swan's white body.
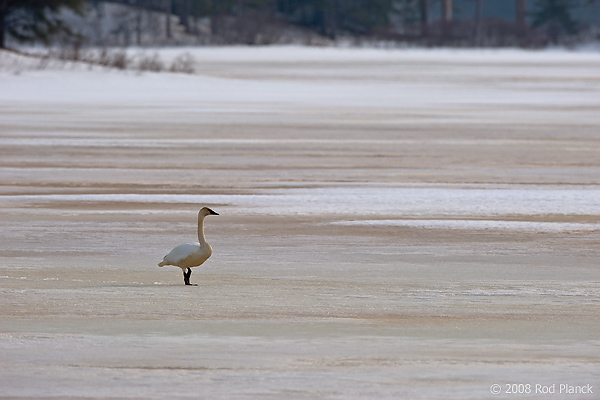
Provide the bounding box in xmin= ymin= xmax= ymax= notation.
xmin=159 ymin=242 xmax=212 ymax=269
xmin=158 ymin=207 xmax=218 ymax=285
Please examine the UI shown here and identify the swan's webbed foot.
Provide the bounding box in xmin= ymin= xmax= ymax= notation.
xmin=183 ymin=268 xmax=197 ymax=286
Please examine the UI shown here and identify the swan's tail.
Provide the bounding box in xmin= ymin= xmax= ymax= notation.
xmin=158 ymin=261 xmax=166 ymax=267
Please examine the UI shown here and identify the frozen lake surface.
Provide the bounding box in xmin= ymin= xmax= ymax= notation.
xmin=1 ymin=46 xmax=599 ymax=399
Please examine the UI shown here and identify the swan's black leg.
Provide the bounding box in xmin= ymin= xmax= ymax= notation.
xmin=187 ymin=268 xmax=197 ymax=286
xmin=183 ymin=268 xmax=191 ymax=285
xmin=183 ymin=268 xmax=196 ymax=286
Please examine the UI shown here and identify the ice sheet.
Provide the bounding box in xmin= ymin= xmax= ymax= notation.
xmin=1 ymin=46 xmax=599 ymax=400
xmin=3 ymin=187 xmax=600 ymax=217
xmin=334 ymin=219 xmax=600 ymax=232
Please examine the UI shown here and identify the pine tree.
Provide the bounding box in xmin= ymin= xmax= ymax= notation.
xmin=0 ymin=0 xmax=86 ymax=48
xmin=276 ymin=0 xmax=396 ymax=37
xmin=531 ymin=0 xmax=579 ymax=42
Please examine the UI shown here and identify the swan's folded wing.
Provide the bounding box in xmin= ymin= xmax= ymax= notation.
xmin=162 ymin=243 xmax=200 ymax=264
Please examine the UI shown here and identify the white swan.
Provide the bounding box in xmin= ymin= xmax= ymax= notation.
xmin=158 ymin=207 xmax=219 ymax=285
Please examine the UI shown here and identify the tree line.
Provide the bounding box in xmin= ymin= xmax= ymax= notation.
xmin=1 ymin=0 xmax=598 ymax=49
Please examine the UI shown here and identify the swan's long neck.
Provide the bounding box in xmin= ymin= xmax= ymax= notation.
xmin=197 ymin=214 xmax=207 ymax=244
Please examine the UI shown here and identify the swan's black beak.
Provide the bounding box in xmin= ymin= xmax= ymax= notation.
xmin=207 ymin=208 xmax=219 ymax=215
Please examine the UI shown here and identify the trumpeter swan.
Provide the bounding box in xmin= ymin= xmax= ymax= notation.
xmin=158 ymin=207 xmax=219 ymax=285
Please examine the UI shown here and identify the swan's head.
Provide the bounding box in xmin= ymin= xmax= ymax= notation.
xmin=199 ymin=207 xmax=219 ymax=217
